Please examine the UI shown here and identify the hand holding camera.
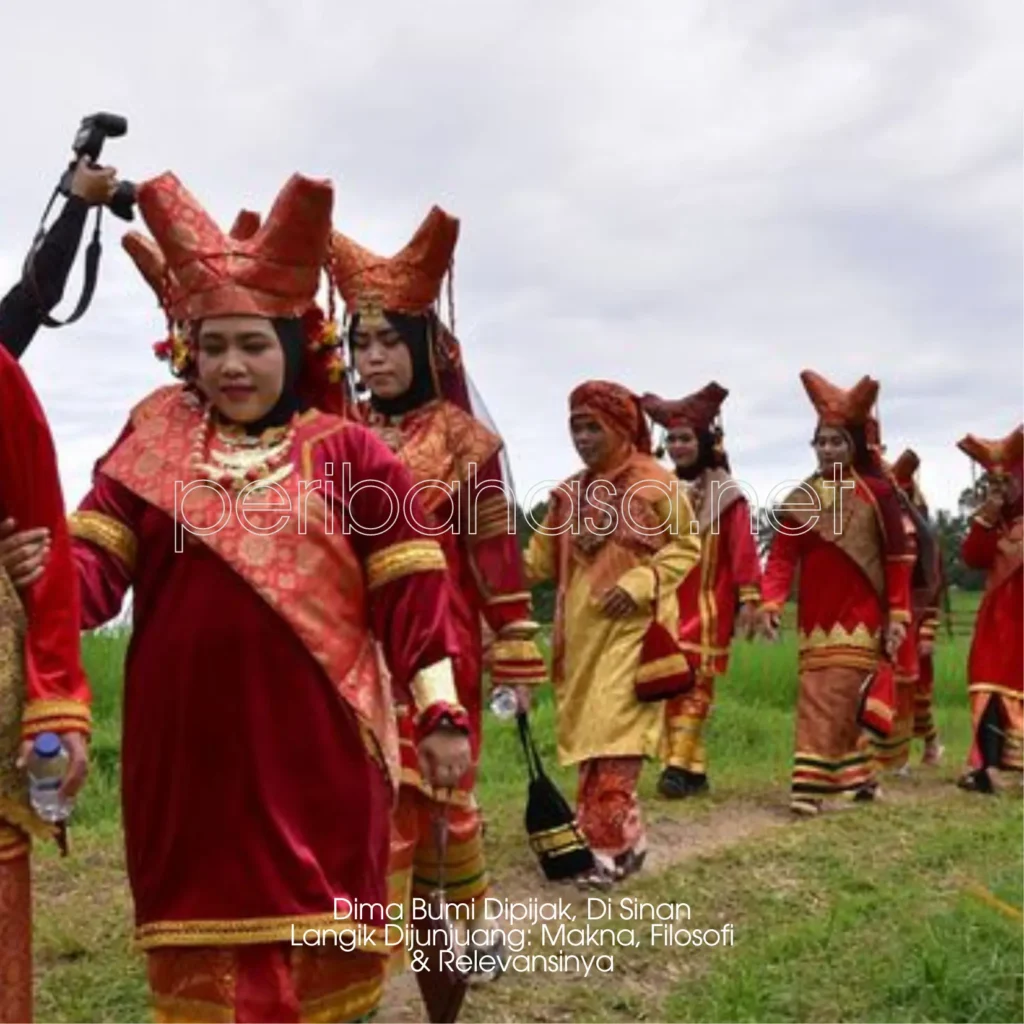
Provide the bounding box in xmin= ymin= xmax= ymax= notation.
xmin=69 ymin=157 xmax=120 ymax=207
xmin=57 ymin=112 xmax=136 ymax=221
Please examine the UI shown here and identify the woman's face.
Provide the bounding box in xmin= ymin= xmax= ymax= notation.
xmin=666 ymin=424 xmax=700 ymax=471
xmin=351 ymin=321 xmax=414 ymax=399
xmin=571 ymin=414 xmax=613 ymax=470
xmin=196 ymin=316 xmax=284 ymax=423
xmin=814 ymin=425 xmax=853 ymax=472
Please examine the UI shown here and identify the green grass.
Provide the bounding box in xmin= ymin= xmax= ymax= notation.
xmin=29 ymin=606 xmax=1023 ymax=1023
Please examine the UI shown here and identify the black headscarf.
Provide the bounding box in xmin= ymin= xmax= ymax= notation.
xmin=672 ymin=428 xmax=730 ymax=481
xmin=348 ymin=311 xmax=436 ymax=416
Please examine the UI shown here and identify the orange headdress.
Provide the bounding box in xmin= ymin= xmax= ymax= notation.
xmin=800 ymin=370 xmax=879 ymax=428
xmin=123 ymin=173 xmax=345 ymax=412
xmin=890 ymin=449 xmax=920 ymax=489
xmin=129 ymin=171 xmax=332 ymax=322
xmin=641 ymin=382 xmax=728 ymax=433
xmin=957 ymin=425 xmax=1024 ymax=475
xmin=329 ymin=206 xmax=459 ymax=325
xmin=329 ymin=206 xmax=472 ymax=414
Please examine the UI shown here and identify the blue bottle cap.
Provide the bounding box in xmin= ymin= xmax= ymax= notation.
xmin=33 ymin=732 xmax=62 ymax=758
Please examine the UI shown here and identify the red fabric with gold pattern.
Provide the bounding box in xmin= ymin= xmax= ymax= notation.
xmin=962 ymin=515 xmax=1023 ymax=695
xmin=0 ymin=854 xmax=31 ymax=1023
xmin=354 ymin=399 xmax=535 ymax=803
xmin=0 ymin=346 xmax=90 ymax=739
xmin=957 ymin=425 xmax=1024 ymax=474
xmin=135 ymin=171 xmax=332 ymax=321
xmin=800 ymin=370 xmax=878 ymax=428
xmin=330 ymin=207 xmax=458 ymax=316
xmin=146 ymin=943 xmax=386 ymax=1023
xmin=361 ymin=401 xmax=501 ymax=513
xmin=97 ymin=386 xmax=400 ymax=781
xmin=641 ymin=382 xmax=728 ymax=432
xmin=576 ymin=757 xmax=644 ymax=860
xmin=676 ymin=497 xmax=762 ymax=676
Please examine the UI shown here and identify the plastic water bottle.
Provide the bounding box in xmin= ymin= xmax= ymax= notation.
xmin=489 ymin=686 xmax=518 ymax=721
xmin=26 ymin=732 xmax=72 ymax=823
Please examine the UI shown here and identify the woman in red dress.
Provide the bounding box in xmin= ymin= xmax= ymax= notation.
xmin=759 ymin=372 xmax=911 ymax=816
xmin=642 ymin=383 xmax=762 ymax=799
xmin=329 ymin=210 xmax=546 ymax=973
xmin=888 ymin=449 xmax=944 ymax=766
xmin=955 ymin=426 xmax=1023 ymax=793
xmin=0 ymin=345 xmax=91 ymax=1024
xmin=55 ymin=171 xmax=470 ymax=1023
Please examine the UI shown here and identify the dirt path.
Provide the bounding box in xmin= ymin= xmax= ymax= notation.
xmin=375 ymin=768 xmax=970 ymax=1022
xmin=375 ymin=796 xmax=790 ymax=1022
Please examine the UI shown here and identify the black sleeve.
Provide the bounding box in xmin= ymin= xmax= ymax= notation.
xmin=0 ymin=196 xmax=90 ymax=360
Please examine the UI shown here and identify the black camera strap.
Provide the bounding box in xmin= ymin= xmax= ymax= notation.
xmin=37 ymin=206 xmax=103 ymax=329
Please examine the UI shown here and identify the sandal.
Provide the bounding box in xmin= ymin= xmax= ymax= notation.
xmin=790 ymin=798 xmax=821 ymax=817
xmin=614 ymin=847 xmax=648 ymax=880
xmin=574 ymin=869 xmax=616 ymax=891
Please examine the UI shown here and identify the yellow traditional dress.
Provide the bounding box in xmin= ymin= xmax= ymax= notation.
xmin=524 ymin=381 xmax=700 ymax=872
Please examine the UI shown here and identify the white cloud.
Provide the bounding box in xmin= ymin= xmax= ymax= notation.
xmin=0 ymin=0 xmax=1019 ymax=516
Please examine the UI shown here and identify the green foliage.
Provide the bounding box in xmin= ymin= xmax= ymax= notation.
xmin=32 ymin=612 xmax=1022 ymax=1023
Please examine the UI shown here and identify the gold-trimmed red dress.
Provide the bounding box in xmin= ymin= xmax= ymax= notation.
xmin=662 ymin=471 xmax=762 ymax=777
xmin=961 ymin=510 xmax=1023 ymax=773
xmin=762 ymin=472 xmax=911 ymax=811
xmin=0 ymin=344 xmax=90 ymax=1024
xmin=68 ymin=385 xmax=461 ymax=1023
xmin=355 ymin=397 xmax=545 ymax=939
xmin=873 ymin=499 xmax=923 ymax=771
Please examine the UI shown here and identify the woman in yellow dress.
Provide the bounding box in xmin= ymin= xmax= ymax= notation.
xmin=524 ymin=381 xmax=700 ymax=886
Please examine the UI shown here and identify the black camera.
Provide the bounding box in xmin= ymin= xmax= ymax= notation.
xmin=57 ymin=112 xmax=137 ymax=221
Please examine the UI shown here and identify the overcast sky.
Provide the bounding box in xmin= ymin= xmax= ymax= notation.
xmin=1 ymin=0 xmax=1019 ymax=514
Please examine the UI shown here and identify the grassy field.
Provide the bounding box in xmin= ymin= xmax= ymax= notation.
xmin=31 ymin=590 xmax=1023 ymax=1022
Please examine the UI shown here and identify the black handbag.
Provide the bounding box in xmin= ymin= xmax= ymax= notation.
xmin=517 ymin=713 xmax=594 ymax=881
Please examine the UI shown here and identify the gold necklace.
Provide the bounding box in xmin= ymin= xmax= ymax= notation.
xmin=189 ymin=408 xmax=297 ymax=491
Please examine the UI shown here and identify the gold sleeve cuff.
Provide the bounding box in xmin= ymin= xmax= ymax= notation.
xmin=410 ymin=659 xmax=461 ymax=713
xmin=365 ymin=540 xmax=447 ymax=591
xmin=472 ymin=496 xmax=514 ymax=542
xmin=22 ymin=698 xmax=92 ymax=738
xmin=889 ymin=609 xmax=912 ymax=624
xmin=68 ymin=510 xmax=137 ymax=572
xmin=738 ymin=586 xmax=761 ymax=605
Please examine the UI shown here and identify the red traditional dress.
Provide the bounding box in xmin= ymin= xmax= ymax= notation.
xmin=762 ymin=372 xmax=911 ymax=815
xmin=67 ymin=172 xmax=465 ymax=1024
xmin=524 ymin=383 xmax=701 ymax=876
xmin=889 ymin=450 xmax=944 ymax=757
xmin=642 ymin=384 xmax=762 ymax=791
xmin=957 ymin=427 xmax=1023 ymax=781
xmin=329 ymin=211 xmax=546 ymax=960
xmin=0 ymin=345 xmax=91 ymax=1024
